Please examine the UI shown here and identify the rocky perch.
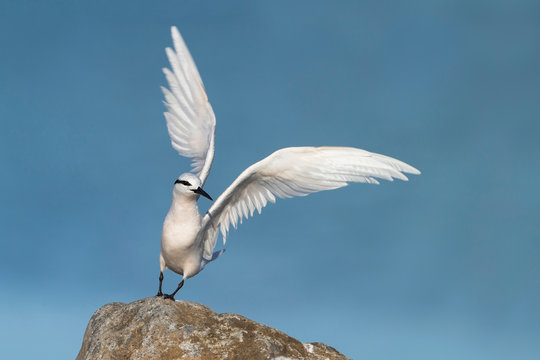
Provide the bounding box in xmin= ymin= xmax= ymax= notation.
xmin=76 ymin=297 xmax=350 ymax=360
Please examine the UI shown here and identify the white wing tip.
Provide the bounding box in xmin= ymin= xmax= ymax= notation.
xmin=396 ymin=159 xmax=421 ymax=175
xmin=165 ymin=46 xmax=175 ymax=57
xmin=409 ymin=167 xmax=421 ymax=175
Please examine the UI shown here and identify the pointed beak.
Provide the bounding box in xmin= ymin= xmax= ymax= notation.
xmin=193 ymin=187 xmax=213 ymax=201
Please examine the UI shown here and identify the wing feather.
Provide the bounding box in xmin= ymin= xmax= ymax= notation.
xmin=198 ymin=146 xmax=420 ymax=259
xmin=162 ymin=26 xmax=216 ymax=185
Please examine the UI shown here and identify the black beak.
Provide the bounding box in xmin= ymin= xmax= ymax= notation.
xmin=193 ymin=187 xmax=213 ymax=201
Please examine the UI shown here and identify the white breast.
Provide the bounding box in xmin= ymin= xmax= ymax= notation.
xmin=160 ymin=198 xmax=204 ymax=277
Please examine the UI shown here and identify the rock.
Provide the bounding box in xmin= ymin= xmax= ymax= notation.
xmin=76 ymin=297 xmax=350 ymax=360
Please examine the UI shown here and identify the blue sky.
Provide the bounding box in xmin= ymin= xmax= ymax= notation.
xmin=1 ymin=1 xmax=539 ymax=359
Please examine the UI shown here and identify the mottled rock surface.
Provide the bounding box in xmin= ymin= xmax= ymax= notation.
xmin=77 ymin=297 xmax=350 ymax=360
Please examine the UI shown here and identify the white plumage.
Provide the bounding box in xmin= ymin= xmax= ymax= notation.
xmin=162 ymin=26 xmax=215 ymax=185
xmin=156 ymin=27 xmax=420 ymax=300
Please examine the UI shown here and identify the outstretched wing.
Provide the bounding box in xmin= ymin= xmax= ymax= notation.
xmin=198 ymin=146 xmax=420 ymax=259
xmin=162 ymin=26 xmax=216 ymax=185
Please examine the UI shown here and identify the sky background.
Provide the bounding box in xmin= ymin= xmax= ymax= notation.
xmin=1 ymin=1 xmax=539 ymax=359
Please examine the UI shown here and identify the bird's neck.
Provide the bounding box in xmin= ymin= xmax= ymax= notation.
xmin=169 ymin=193 xmax=201 ymax=219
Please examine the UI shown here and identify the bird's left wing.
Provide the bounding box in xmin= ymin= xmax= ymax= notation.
xmin=162 ymin=26 xmax=216 ymax=185
xmin=198 ymin=146 xmax=420 ymax=259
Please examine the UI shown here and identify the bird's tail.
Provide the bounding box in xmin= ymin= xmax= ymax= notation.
xmin=201 ymin=249 xmax=226 ymax=269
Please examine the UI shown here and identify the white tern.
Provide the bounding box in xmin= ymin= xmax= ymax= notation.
xmin=156 ymin=27 xmax=420 ymax=300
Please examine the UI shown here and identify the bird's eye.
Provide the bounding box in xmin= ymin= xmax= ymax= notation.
xmin=174 ymin=180 xmax=191 ymax=186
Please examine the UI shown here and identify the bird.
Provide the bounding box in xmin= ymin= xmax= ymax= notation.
xmin=155 ymin=26 xmax=420 ymax=300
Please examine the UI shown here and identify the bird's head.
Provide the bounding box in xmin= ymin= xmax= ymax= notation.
xmin=173 ymin=173 xmax=213 ymax=201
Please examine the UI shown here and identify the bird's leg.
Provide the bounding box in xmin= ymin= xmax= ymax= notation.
xmin=156 ymin=272 xmax=164 ymax=297
xmin=163 ymin=279 xmax=184 ymax=301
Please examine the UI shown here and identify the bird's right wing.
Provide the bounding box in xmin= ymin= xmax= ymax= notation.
xmin=162 ymin=26 xmax=216 ymax=185
xmin=198 ymin=146 xmax=420 ymax=259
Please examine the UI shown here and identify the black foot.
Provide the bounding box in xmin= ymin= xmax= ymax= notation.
xmin=156 ymin=291 xmax=163 ymax=297
xmin=163 ymin=294 xmax=175 ymax=301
